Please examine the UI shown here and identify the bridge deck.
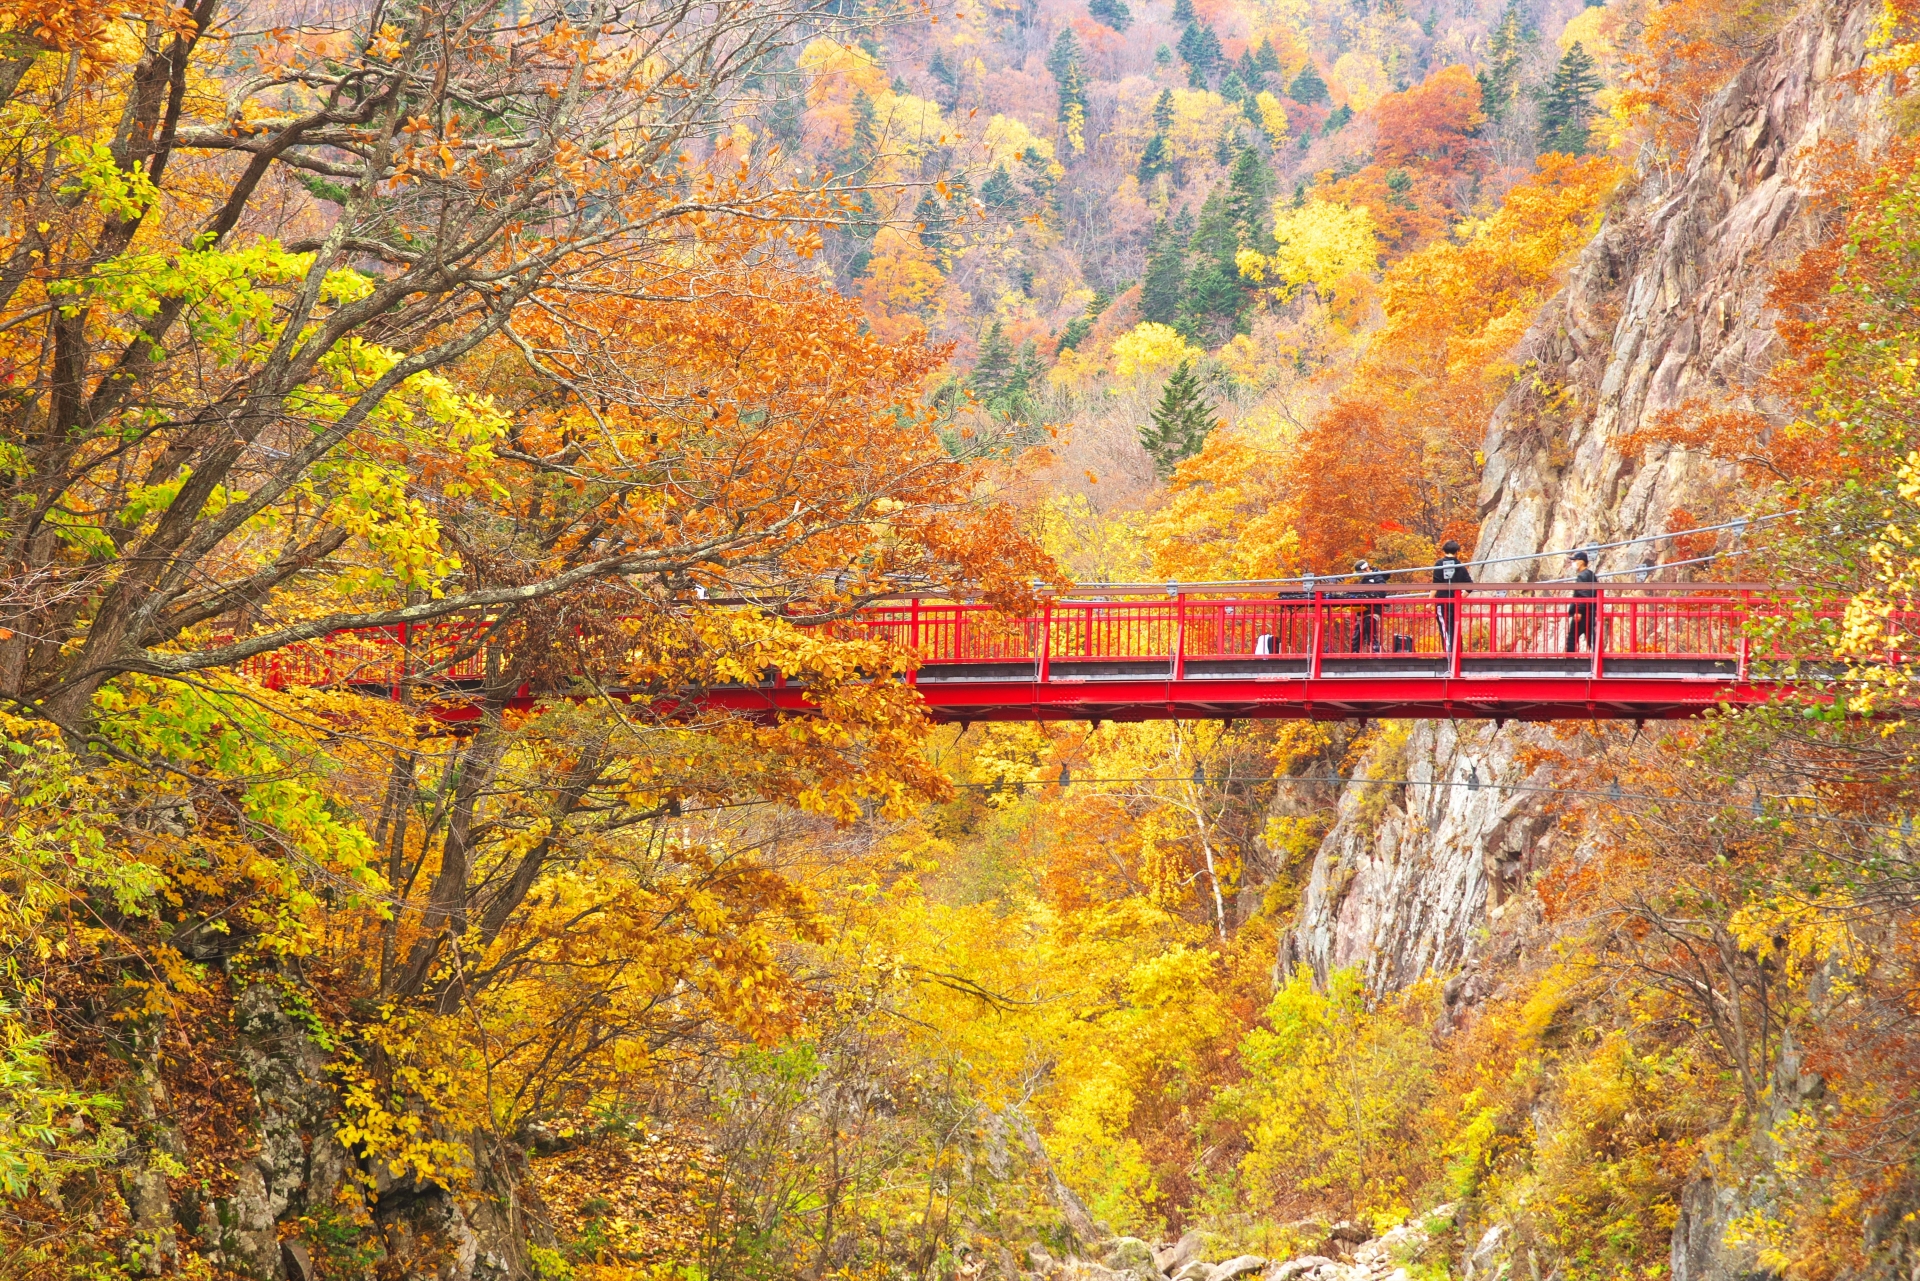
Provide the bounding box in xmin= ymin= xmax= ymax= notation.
xmin=242 ymin=586 xmax=1849 ymax=723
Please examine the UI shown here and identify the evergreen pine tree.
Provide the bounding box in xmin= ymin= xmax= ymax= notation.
xmin=1141 ymin=360 xmax=1215 ymax=477
xmin=981 ymin=164 xmax=1017 ymax=209
xmin=1219 ymin=68 xmax=1248 ymax=103
xmin=1155 ymin=43 xmax=1173 ymax=69
xmin=1182 ymin=186 xmax=1250 ymax=341
xmin=1137 ymin=133 xmax=1169 ymax=183
xmin=1176 ymin=22 xmax=1206 ymax=68
xmin=1056 ymin=313 xmax=1095 ymax=354
xmin=914 ymin=188 xmax=947 ymax=252
xmin=1479 ymin=0 xmax=1533 ymax=119
xmin=849 ymin=90 xmax=877 ymax=159
xmin=1237 ymin=49 xmax=1260 ymax=87
xmin=1172 ymin=0 xmax=1195 ymax=20
xmin=1088 ymin=0 xmax=1131 ymax=30
xmin=928 ymin=50 xmax=958 ymax=99
xmin=1320 ymin=103 xmax=1353 ymax=134
xmin=1003 ymin=340 xmax=1043 ymax=414
xmin=1540 ymin=42 xmax=1604 ymax=154
xmin=969 ymin=321 xmax=1014 ymax=402
xmin=1225 ymin=146 xmax=1273 ymax=246
xmin=1047 ymin=28 xmax=1090 ymax=123
xmin=1288 ymin=61 xmax=1329 ymax=104
xmin=1153 ymin=88 xmax=1175 ymax=132
xmin=1140 ymin=218 xmax=1189 ymax=325
xmin=1255 ymin=38 xmax=1283 ymax=74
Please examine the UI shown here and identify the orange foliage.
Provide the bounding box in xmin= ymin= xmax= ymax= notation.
xmin=1317 ymin=67 xmax=1489 ymax=252
xmin=1617 ymin=0 xmax=1798 ymax=158
xmin=1284 ymin=153 xmax=1622 ymax=569
xmin=1288 ymin=400 xmax=1420 ymax=571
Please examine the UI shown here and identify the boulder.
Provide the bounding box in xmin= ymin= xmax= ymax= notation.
xmin=1172 ymin=1262 xmax=1213 ymax=1281
xmin=1268 ymin=1256 xmax=1339 ymax=1281
xmin=1209 ymin=1256 xmax=1268 ymax=1281
xmin=1465 ymin=1226 xmax=1506 ymax=1281
xmin=1155 ymin=1231 xmax=1205 ymax=1275
xmin=1329 ymin=1221 xmax=1372 ymax=1245
xmin=1104 ymin=1237 xmax=1159 ymax=1281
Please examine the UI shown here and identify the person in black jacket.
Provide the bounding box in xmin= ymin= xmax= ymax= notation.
xmin=1349 ymin=559 xmax=1389 ymax=652
xmin=1566 ymin=550 xmax=1600 ymax=652
xmin=1433 ymin=540 xmax=1470 ymax=653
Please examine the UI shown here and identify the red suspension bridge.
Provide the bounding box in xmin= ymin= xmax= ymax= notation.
xmin=244 ymin=582 xmax=1848 ymax=724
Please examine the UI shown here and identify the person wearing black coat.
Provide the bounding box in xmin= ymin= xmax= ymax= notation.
xmin=1432 ymin=540 xmax=1471 ymax=653
xmin=1566 ymin=551 xmax=1600 ymax=652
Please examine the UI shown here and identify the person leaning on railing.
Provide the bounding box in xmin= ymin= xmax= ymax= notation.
xmin=1350 ymin=559 xmax=1389 ymax=652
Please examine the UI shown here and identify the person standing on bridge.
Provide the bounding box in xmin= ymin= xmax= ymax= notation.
xmin=1350 ymin=559 xmax=1389 ymax=652
xmin=1566 ymin=551 xmax=1600 ymax=652
xmin=1433 ymin=540 xmax=1470 ymax=654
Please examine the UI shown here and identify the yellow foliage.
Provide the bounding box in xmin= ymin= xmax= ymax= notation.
xmin=1331 ymin=52 xmax=1390 ymax=111
xmin=1163 ymin=88 xmax=1248 ymax=166
xmin=1254 ymin=91 xmax=1292 ymax=147
xmin=983 ymin=113 xmax=1057 ymax=168
xmin=1241 ymin=200 xmax=1381 ymax=306
xmin=1110 ymin=322 xmax=1204 ymax=379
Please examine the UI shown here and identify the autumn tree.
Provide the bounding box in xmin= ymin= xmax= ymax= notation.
xmin=0 ymin=0 xmax=1057 ymax=1263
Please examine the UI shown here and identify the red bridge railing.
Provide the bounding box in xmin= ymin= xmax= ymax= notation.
xmin=227 ymin=584 xmax=1890 ymax=722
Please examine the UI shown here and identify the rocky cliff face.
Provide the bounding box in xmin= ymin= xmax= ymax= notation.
xmin=1286 ymin=0 xmax=1893 ymax=995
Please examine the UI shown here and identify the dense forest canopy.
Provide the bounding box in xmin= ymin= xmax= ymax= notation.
xmin=0 ymin=0 xmax=1919 ymax=1278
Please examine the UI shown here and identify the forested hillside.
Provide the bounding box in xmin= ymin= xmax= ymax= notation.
xmin=0 ymin=0 xmax=1918 ymax=1279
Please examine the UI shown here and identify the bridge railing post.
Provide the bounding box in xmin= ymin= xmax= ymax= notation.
xmin=1174 ymin=592 xmax=1187 ymax=680
xmin=393 ymin=621 xmax=408 ymax=702
xmin=1591 ymin=587 xmax=1605 ymax=680
xmin=908 ymin=598 xmax=920 ymax=686
xmin=1449 ymin=593 xmax=1463 ymax=679
xmin=1038 ymin=599 xmax=1052 ymax=684
xmin=1309 ymin=591 xmax=1324 ymax=680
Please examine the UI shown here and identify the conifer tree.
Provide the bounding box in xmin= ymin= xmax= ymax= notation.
xmin=1255 ymin=38 xmax=1283 ymax=74
xmin=981 ymin=164 xmax=1017 ymax=209
xmin=1219 ymin=68 xmax=1248 ymax=103
xmin=913 ymin=188 xmax=948 ymax=253
xmin=1540 ymin=42 xmax=1604 ymax=154
xmin=969 ymin=321 xmax=1014 ymax=402
xmin=928 ymin=50 xmax=959 ymax=102
xmin=1289 ymin=61 xmax=1329 ymax=104
xmin=1141 ymin=360 xmax=1215 ymax=477
xmin=1088 ymin=0 xmax=1131 ymax=30
xmin=1178 ymin=22 xmax=1221 ymax=86
xmin=1153 ymin=88 xmax=1176 ymax=132
xmin=1478 ymin=0 xmax=1533 ymax=119
xmin=850 ymin=89 xmax=877 ymax=157
xmin=1138 ymin=133 xmax=1170 ymax=183
xmin=1047 ymin=28 xmax=1090 ymax=124
xmin=1182 ymin=186 xmax=1251 ymax=341
xmin=1321 ymin=103 xmax=1353 ymax=134
xmin=1172 ymin=0 xmax=1195 ymax=20
xmin=1141 ymin=219 xmax=1189 ymax=325
xmin=1226 ymin=147 xmax=1274 ymax=247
